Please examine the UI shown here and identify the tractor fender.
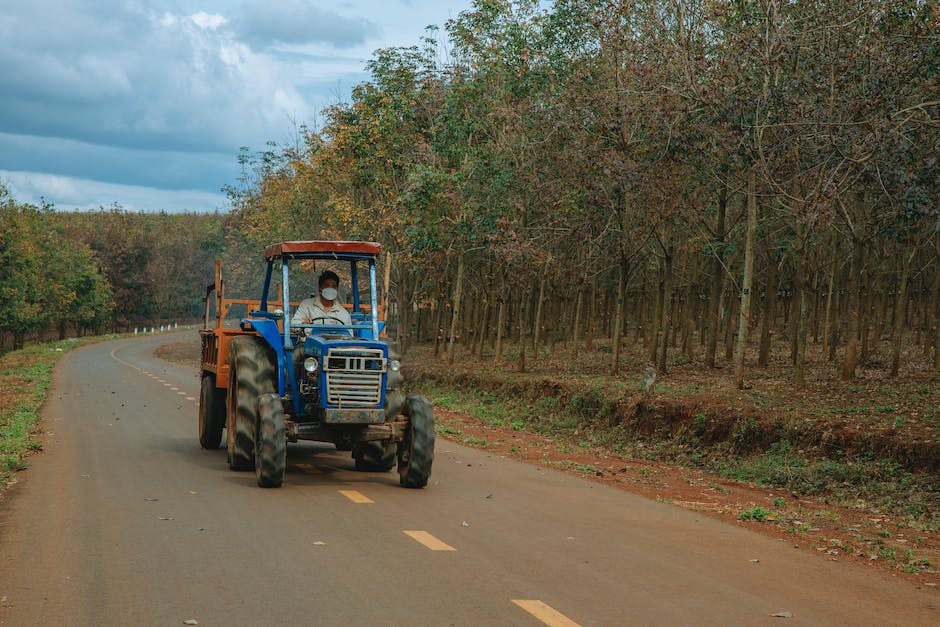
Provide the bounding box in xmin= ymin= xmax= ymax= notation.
xmin=241 ymin=318 xmax=288 ymax=396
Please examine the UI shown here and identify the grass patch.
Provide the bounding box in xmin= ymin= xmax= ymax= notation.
xmin=738 ymin=507 xmax=776 ymax=522
xmin=546 ymin=459 xmax=602 ymax=475
xmin=423 ymin=383 xmax=518 ymax=428
xmin=715 ymin=441 xmax=937 ymax=529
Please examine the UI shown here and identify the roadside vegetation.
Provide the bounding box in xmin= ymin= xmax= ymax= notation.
xmin=0 ymin=338 xmax=106 ymax=490
xmin=410 ymin=352 xmax=938 ymax=531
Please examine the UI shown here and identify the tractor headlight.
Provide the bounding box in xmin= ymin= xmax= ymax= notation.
xmin=389 ymin=359 xmax=400 ymax=372
xmin=303 ymin=357 xmax=319 ymax=373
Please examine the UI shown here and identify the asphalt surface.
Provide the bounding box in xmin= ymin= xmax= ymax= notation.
xmin=0 ymin=332 xmax=936 ymax=626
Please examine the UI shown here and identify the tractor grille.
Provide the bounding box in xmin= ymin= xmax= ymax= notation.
xmin=324 ymin=347 xmax=385 ymax=406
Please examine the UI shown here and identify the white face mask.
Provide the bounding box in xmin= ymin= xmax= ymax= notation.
xmin=320 ymin=287 xmax=338 ymax=301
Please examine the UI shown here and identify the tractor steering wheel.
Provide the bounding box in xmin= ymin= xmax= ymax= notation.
xmin=309 ymin=315 xmax=347 ymax=325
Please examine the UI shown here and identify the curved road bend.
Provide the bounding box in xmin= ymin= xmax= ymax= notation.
xmin=0 ymin=332 xmax=936 ymax=626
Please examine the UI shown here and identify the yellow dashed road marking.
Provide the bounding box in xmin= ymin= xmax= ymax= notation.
xmin=177 ymin=391 xmax=187 ymax=396
xmin=512 ymin=600 xmax=580 ymax=627
xmin=339 ymin=490 xmax=374 ymax=504
xmin=403 ymin=530 xmax=456 ymax=551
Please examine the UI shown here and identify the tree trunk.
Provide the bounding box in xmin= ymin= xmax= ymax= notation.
xmin=611 ymin=262 xmax=626 ymax=373
xmin=517 ymin=289 xmax=527 ymax=373
xmin=890 ymin=247 xmax=916 ymax=377
xmin=841 ymin=238 xmax=864 ymax=380
xmin=861 ymin=273 xmax=874 ymax=365
xmin=681 ymin=256 xmax=698 ymax=359
xmin=794 ymin=285 xmax=809 ymax=385
xmin=494 ymin=298 xmax=507 ymax=361
xmin=475 ymin=300 xmax=490 ymax=358
xmin=396 ymin=272 xmax=409 ymax=352
xmin=724 ymin=275 xmax=737 ymax=362
xmin=657 ymin=245 xmax=674 ymax=374
xmin=931 ymin=236 xmax=940 ymax=370
xmin=758 ymin=252 xmax=778 ymax=367
xmin=792 ymin=210 xmax=811 ymax=385
xmin=573 ymin=287 xmax=584 ymax=347
xmin=446 ymin=254 xmax=465 ymax=365
xmin=828 ymin=282 xmax=841 ymax=362
xmin=532 ymin=270 xmax=547 ymax=360
xmin=705 ymin=187 xmax=728 ymax=368
xmin=432 ymin=296 xmax=445 ymax=357
xmin=649 ymin=263 xmax=663 ymax=364
xmin=735 ymin=171 xmax=757 ymax=388
xmin=587 ymin=276 xmax=597 ymax=350
xmin=634 ymin=290 xmax=645 ymax=343
xmin=822 ymin=253 xmax=837 ymax=356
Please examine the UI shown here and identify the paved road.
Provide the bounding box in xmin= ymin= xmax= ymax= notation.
xmin=0 ymin=332 xmax=936 ymax=626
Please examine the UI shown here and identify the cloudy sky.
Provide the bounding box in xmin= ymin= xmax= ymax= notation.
xmin=0 ymin=0 xmax=478 ymax=212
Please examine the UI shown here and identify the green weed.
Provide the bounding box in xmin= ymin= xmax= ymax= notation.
xmin=461 ymin=435 xmax=487 ymax=447
xmin=575 ymin=463 xmax=601 ymax=475
xmin=739 ymin=507 xmax=776 ymax=522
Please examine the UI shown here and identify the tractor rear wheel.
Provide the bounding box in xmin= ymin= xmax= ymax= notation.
xmin=397 ymin=395 xmax=435 ymax=488
xmin=255 ymin=393 xmax=286 ymax=487
xmin=226 ymin=336 xmax=275 ymax=471
xmin=353 ymin=439 xmax=397 ymax=472
xmin=198 ymin=373 xmax=225 ymax=449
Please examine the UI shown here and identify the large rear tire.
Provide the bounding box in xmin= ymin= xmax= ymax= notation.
xmin=256 ymin=393 xmax=286 ymax=487
xmin=397 ymin=395 xmax=435 ymax=488
xmin=226 ymin=336 xmax=275 ymax=471
xmin=198 ymin=373 xmax=225 ymax=449
xmin=353 ymin=439 xmax=397 ymax=472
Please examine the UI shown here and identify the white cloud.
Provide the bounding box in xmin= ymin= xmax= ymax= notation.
xmin=1 ymin=170 xmax=227 ymax=213
xmin=189 ymin=11 xmax=227 ymax=31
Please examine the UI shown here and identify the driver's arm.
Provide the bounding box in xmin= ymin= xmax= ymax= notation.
xmin=291 ymin=301 xmax=311 ymax=326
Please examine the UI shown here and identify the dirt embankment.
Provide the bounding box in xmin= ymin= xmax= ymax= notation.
xmin=405 ymin=362 xmax=939 ymax=474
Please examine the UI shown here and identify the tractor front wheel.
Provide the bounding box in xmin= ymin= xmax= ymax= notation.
xmin=198 ymin=373 xmax=225 ymax=449
xmin=397 ymin=395 xmax=435 ymax=488
xmin=226 ymin=336 xmax=275 ymax=471
xmin=255 ymin=393 xmax=286 ymax=487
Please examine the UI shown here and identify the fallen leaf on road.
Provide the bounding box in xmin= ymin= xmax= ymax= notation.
xmin=462 ymin=521 xmax=470 ymax=527
xmin=771 ymin=612 xmax=793 ymax=618
xmin=313 ymin=541 xmax=326 ymax=546
xmin=158 ymin=516 xmax=174 ymax=521
xmin=183 ymin=620 xmax=198 ymax=625
xmin=144 ymin=498 xmax=159 ymax=502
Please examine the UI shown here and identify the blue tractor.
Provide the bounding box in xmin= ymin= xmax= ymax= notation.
xmin=198 ymin=240 xmax=434 ymax=488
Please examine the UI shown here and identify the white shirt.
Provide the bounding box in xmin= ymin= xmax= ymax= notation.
xmin=291 ymin=296 xmax=352 ymax=327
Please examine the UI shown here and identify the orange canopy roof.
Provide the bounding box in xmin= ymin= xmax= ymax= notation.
xmin=264 ymin=241 xmax=381 ymax=259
